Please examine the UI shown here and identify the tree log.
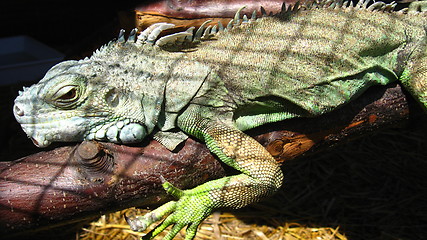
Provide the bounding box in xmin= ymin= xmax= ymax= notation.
xmin=0 ymin=82 xmax=423 ymax=237
xmin=132 ymin=0 xmax=299 ymax=34
xmin=0 ymin=139 xmax=225 ymax=237
xmin=135 ymin=0 xmax=290 ymax=18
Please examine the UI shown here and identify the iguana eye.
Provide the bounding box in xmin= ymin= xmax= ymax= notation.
xmin=51 ymin=85 xmax=80 ymax=108
xmin=59 ymin=88 xmax=77 ymax=100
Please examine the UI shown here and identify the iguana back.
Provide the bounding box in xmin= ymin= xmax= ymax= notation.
xmin=185 ymin=4 xmax=426 ymax=130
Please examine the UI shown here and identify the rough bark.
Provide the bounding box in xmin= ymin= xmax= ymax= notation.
xmin=131 ymin=0 xmax=299 ymax=34
xmin=0 ymin=139 xmax=224 ymax=237
xmin=0 ymin=83 xmax=423 ymax=237
xmin=135 ymin=0 xmax=290 ymax=18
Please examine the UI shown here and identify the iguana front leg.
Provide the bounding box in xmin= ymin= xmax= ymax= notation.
xmin=127 ymin=106 xmax=284 ymax=239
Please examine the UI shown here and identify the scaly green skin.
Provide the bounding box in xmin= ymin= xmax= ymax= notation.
xmin=13 ymin=0 xmax=426 ymax=239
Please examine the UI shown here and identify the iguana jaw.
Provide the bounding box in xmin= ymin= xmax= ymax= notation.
xmin=17 ymin=117 xmax=88 ymax=148
xmin=15 ymin=116 xmax=148 ymax=148
xmin=14 ymin=100 xmax=149 ymax=148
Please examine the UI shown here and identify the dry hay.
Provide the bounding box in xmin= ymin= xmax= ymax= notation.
xmin=79 ymin=209 xmax=346 ymax=240
xmin=78 ymin=119 xmax=427 ymax=239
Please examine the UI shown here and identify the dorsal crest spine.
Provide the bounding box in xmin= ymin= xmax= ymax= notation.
xmin=112 ymin=0 xmax=426 ymax=51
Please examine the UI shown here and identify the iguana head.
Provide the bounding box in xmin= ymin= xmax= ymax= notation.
xmin=13 ymin=25 xmax=213 ymax=148
xmin=13 ymin=56 xmax=165 ymax=147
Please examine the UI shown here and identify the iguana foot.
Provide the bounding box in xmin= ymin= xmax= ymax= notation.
xmin=126 ymin=179 xmax=217 ymax=240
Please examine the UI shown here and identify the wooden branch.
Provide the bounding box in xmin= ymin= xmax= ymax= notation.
xmin=0 ymin=82 xmax=423 ymax=237
xmin=0 ymin=139 xmax=225 ymax=237
xmin=132 ymin=0 xmax=299 ymax=34
xmin=135 ymin=0 xmax=290 ymax=18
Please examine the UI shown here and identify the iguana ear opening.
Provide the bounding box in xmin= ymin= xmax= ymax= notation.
xmin=105 ymin=88 xmax=120 ymax=108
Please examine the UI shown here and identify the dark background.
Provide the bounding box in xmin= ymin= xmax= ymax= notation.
xmin=0 ymin=0 xmax=147 ymax=59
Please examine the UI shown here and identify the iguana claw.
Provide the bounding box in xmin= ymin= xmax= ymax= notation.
xmin=128 ymin=180 xmax=215 ymax=240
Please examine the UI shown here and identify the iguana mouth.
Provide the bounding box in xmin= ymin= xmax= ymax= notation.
xmin=30 ymin=137 xmax=40 ymax=147
xmin=29 ymin=135 xmax=51 ymax=148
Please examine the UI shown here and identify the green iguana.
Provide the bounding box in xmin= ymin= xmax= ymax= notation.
xmin=13 ymin=0 xmax=426 ymax=239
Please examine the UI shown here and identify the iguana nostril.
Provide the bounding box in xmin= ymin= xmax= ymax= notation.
xmin=14 ymin=104 xmax=24 ymax=117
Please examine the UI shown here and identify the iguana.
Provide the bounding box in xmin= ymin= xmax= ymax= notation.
xmin=13 ymin=0 xmax=426 ymax=239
